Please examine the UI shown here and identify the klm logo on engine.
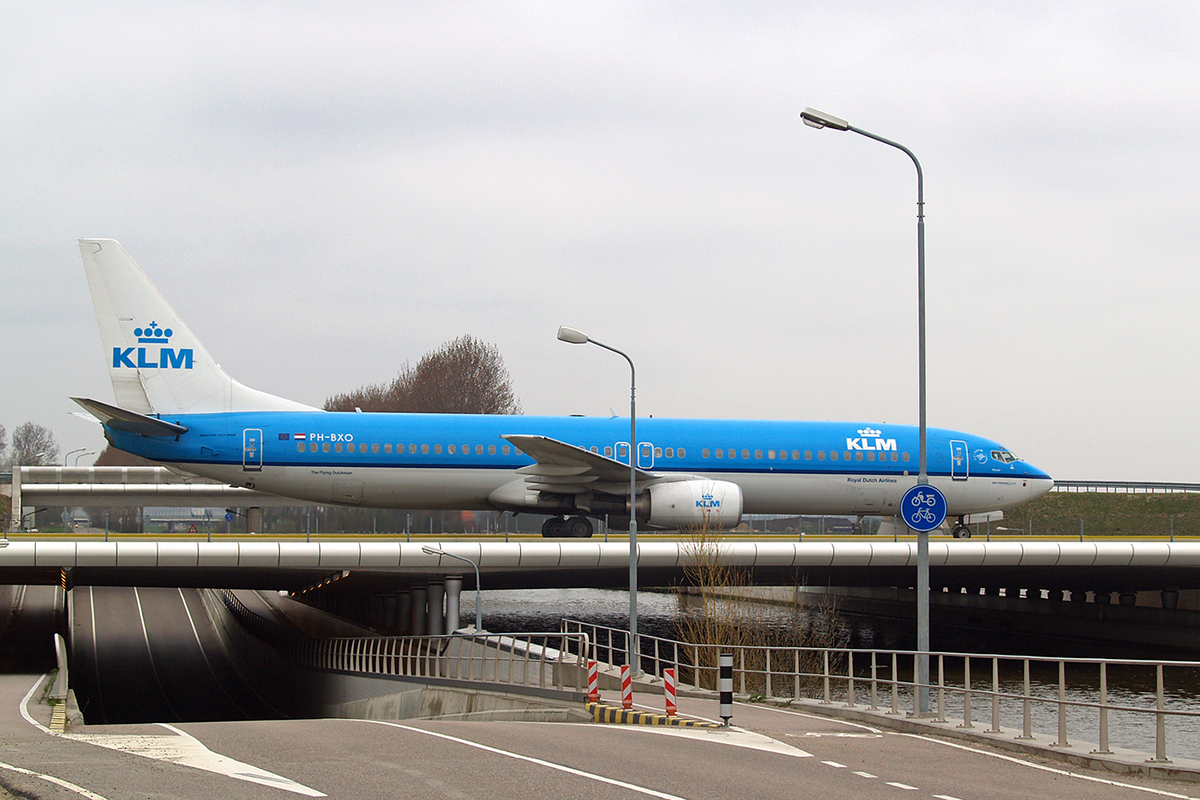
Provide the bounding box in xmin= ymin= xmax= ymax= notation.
xmin=846 ymin=427 xmax=897 ymax=452
xmin=112 ymin=321 xmax=194 ymax=370
xmin=696 ymin=492 xmax=722 ymax=509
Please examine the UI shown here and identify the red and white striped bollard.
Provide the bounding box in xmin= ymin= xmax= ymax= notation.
xmin=587 ymin=661 xmax=599 ymax=703
xmin=664 ymin=668 xmax=676 ymax=716
xmin=621 ymin=664 xmax=632 ymax=710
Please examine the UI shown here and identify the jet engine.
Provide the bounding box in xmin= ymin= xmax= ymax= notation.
xmin=646 ymin=480 xmax=743 ymax=529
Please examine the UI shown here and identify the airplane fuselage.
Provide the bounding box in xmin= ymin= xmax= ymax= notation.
xmin=110 ymin=410 xmax=1051 ymax=518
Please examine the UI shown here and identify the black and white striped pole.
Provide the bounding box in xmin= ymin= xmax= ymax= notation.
xmin=719 ymin=653 xmax=733 ymax=726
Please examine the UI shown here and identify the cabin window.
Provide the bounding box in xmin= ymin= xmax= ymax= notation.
xmin=678 ymin=448 xmax=686 ymax=458
xmin=334 ymin=442 xmax=344 ymax=453
xmin=502 ymin=445 xmax=511 ymax=455
xmin=716 ymin=449 xmax=724 ymax=459
xmin=829 ymin=451 xmax=838 ymax=461
xmin=702 ymin=448 xmax=710 ymax=458
xmin=323 ymin=442 xmax=331 ymax=453
xmin=384 ymin=443 xmax=392 ymax=454
xmin=755 ymin=449 xmax=763 ymax=460
xmin=434 ymin=444 xmax=442 ymax=455
xmin=866 ymin=451 xmax=874 ymax=461
xmin=409 ymin=444 xmax=417 ymax=454
xmin=297 ymin=443 xmax=305 ymax=453
xmin=489 ymin=445 xmax=497 ymax=455
xmin=476 ymin=445 xmax=483 ymax=455
xmin=802 ymin=450 xmax=810 ymax=460
xmin=856 ymin=452 xmax=864 ymax=461
xmin=654 ymin=447 xmax=662 ymax=458
xmin=665 ymin=447 xmax=674 ymax=458
xmin=901 ymin=452 xmax=910 ymax=462
xmin=372 ymin=443 xmax=380 ymax=454
xmin=448 ymin=445 xmax=457 ymax=454
xmin=360 ymin=443 xmax=368 ymax=453
xmin=817 ymin=450 xmax=825 ymax=460
xmin=605 ymin=446 xmax=613 ymax=458
xmin=421 ymin=444 xmax=429 ymax=454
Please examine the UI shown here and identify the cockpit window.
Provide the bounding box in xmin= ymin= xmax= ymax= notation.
xmin=991 ymin=450 xmax=1021 ymax=463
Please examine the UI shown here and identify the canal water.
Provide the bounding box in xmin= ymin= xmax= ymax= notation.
xmin=473 ymin=587 xmax=1200 ymax=759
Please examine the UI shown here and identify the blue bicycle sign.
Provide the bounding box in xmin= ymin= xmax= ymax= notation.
xmin=900 ymin=484 xmax=948 ymax=533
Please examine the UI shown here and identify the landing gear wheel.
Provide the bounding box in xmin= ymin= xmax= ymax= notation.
xmin=541 ymin=517 xmax=566 ymax=538
xmin=565 ymin=516 xmax=594 ymax=538
xmin=952 ymin=525 xmax=972 ymax=539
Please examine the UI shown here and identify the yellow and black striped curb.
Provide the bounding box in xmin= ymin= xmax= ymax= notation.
xmin=50 ymin=702 xmax=67 ymax=733
xmin=586 ymin=702 xmax=719 ymax=728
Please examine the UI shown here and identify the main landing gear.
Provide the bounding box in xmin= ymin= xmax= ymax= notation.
xmin=541 ymin=516 xmax=594 ymax=538
xmin=951 ymin=515 xmax=972 ymax=538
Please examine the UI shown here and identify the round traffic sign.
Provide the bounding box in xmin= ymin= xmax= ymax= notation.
xmin=901 ymin=484 xmax=948 ymax=533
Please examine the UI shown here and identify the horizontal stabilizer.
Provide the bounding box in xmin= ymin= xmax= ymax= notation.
xmin=71 ymin=397 xmax=188 ymax=437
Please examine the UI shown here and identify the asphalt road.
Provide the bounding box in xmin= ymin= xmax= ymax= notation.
xmin=70 ymin=586 xmax=285 ymax=724
xmin=5 ymin=584 xmax=1200 ymax=799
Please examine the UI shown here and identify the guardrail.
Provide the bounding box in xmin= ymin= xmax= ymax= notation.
xmin=561 ymin=618 xmax=1200 ymax=762
xmin=293 ymin=631 xmax=591 ymax=694
xmin=1052 ymin=481 xmax=1200 ymax=494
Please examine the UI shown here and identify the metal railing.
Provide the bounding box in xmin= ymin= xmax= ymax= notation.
xmin=294 ymin=631 xmax=591 ymax=694
xmin=561 ymin=618 xmax=1200 ymax=762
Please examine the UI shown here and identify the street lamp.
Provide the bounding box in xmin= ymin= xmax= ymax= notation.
xmin=21 ymin=508 xmax=48 ymax=531
xmin=422 ymin=546 xmax=483 ymax=633
xmin=65 ymin=448 xmax=87 ymax=466
xmin=801 ymin=106 xmax=932 ymax=713
xmin=73 ymin=451 xmax=95 ymax=466
xmin=557 ymin=325 xmax=640 ymax=674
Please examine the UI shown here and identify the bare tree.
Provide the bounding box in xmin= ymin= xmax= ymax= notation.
xmin=0 ymin=423 xmax=7 ymax=466
xmin=9 ymin=422 xmax=59 ymax=466
xmin=326 ymin=335 xmax=522 ymax=415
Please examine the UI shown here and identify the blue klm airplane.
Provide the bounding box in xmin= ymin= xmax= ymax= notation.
xmin=73 ymin=239 xmax=1053 ymax=538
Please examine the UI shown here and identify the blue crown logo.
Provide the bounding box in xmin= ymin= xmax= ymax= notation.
xmin=134 ymin=321 xmax=173 ymax=344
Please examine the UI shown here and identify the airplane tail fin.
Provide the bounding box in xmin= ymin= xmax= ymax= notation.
xmin=78 ymin=239 xmax=316 ymax=415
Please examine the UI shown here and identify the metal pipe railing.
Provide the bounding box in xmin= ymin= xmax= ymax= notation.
xmin=560 ymin=618 xmax=1200 ymax=762
xmin=294 ymin=631 xmax=591 ymax=693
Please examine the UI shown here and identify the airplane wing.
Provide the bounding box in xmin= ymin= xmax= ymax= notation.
xmin=502 ymin=434 xmax=657 ymax=495
xmin=71 ymin=397 xmax=188 ymax=437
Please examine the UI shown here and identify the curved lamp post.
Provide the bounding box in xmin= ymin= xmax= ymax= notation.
xmin=557 ymin=325 xmax=640 ymax=674
xmin=800 ymin=106 xmax=932 ymax=713
xmin=422 ymin=546 xmax=483 ymax=633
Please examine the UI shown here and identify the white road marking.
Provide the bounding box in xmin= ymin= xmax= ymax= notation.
xmin=854 ymin=771 xmax=877 ymax=778
xmin=618 ymin=721 xmax=813 ymax=758
xmin=19 ymin=674 xmax=323 ymax=797
xmin=0 ymin=761 xmax=109 ymax=800
xmin=823 ymin=760 xmax=847 ymax=768
xmin=353 ymin=719 xmax=694 ymax=800
xmin=895 ymin=733 xmax=1200 ymax=800
xmin=887 ymin=782 xmax=920 ymax=790
xmin=732 ymin=701 xmax=883 ymax=735
xmin=67 ymin=724 xmax=325 ymax=797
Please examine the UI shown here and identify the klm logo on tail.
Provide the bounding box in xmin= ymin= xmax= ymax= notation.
xmin=112 ymin=321 xmax=194 ymax=370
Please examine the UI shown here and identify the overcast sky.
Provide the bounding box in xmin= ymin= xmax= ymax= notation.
xmin=4 ymin=2 xmax=1198 ymax=483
